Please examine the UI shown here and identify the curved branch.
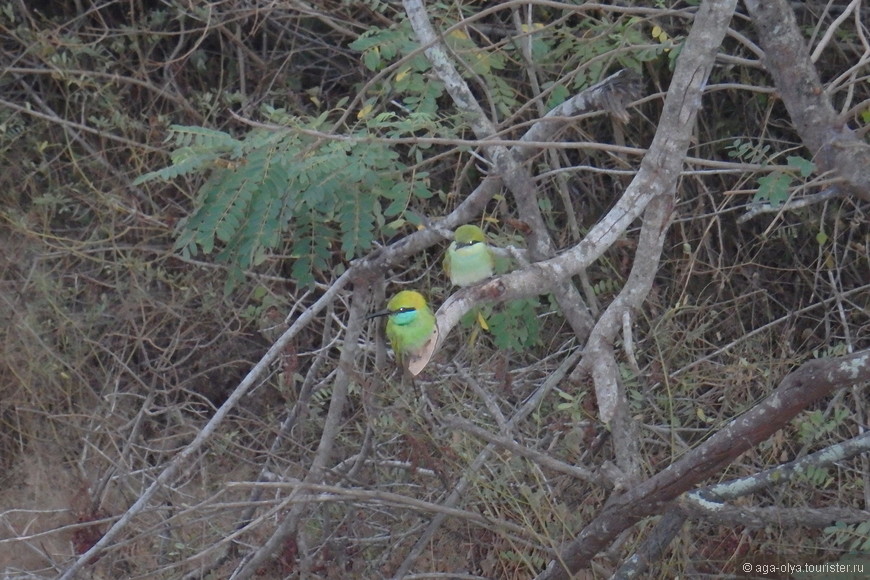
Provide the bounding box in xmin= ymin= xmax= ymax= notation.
xmin=402 ymin=0 xmax=638 ymax=341
xmin=432 ymin=0 xmax=737 ymax=368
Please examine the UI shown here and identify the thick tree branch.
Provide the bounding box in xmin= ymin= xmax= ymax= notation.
xmin=613 ymin=509 xmax=688 ymax=580
xmin=614 ymin=427 xmax=870 ymax=577
xmin=575 ymin=193 xmax=673 ymax=490
xmin=582 ymin=195 xmax=673 ymax=423
xmin=744 ymin=0 xmax=870 ymax=202
xmin=682 ymin=504 xmax=870 ymax=529
xmin=687 ymin=428 xmax=870 ymax=504
xmin=536 ymin=348 xmax=870 ymax=579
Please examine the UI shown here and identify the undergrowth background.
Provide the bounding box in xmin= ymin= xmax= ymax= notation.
xmin=1 ymin=1 xmax=868 ymax=578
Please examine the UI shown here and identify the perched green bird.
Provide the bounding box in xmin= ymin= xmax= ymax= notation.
xmin=443 ymin=224 xmax=495 ymax=287
xmin=367 ymin=290 xmax=437 ymax=362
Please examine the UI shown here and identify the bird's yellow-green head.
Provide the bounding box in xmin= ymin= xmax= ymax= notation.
xmin=454 ymin=224 xmax=487 ymax=246
xmin=443 ymin=224 xmax=495 ymax=287
xmin=367 ymin=290 xmax=436 ymax=360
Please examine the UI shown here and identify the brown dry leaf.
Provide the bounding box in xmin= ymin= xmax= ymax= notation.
xmin=407 ymin=324 xmax=439 ymax=376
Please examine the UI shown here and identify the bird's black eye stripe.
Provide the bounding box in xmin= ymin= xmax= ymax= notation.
xmin=394 ymin=307 xmax=416 ymax=314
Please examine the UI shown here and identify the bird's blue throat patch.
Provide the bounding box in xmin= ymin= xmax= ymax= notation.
xmin=392 ymin=309 xmax=417 ymax=326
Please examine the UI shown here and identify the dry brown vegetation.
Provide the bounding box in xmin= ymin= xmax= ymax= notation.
xmin=1 ymin=1 xmax=869 ymax=579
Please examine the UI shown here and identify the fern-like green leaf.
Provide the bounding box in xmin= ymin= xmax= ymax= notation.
xmin=132 ymin=152 xmax=217 ymax=184
xmin=142 ymin=115 xmax=435 ymax=292
xmin=290 ymin=213 xmax=333 ymax=287
xmin=169 ymin=125 xmax=241 ymax=153
xmin=133 ymin=126 xmax=242 ymax=185
xmin=338 ymin=193 xmax=375 ymax=260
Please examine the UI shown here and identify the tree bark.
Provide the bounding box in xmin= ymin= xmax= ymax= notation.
xmin=536 ymin=349 xmax=870 ymax=579
xmin=744 ymin=0 xmax=870 ymax=201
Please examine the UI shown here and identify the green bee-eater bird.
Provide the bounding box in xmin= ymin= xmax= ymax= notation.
xmin=367 ymin=290 xmax=437 ymax=361
xmin=443 ymin=224 xmax=495 ymax=287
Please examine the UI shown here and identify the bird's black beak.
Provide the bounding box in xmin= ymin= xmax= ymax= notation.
xmin=366 ymin=309 xmax=393 ymax=320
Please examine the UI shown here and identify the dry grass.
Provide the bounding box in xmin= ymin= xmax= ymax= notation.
xmin=1 ymin=1 xmax=868 ymax=578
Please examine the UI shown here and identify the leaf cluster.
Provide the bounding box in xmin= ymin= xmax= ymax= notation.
xmin=135 ymin=120 xmax=432 ymax=289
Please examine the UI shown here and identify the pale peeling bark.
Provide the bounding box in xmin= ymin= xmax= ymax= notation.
xmin=745 ymin=0 xmax=870 ymax=201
